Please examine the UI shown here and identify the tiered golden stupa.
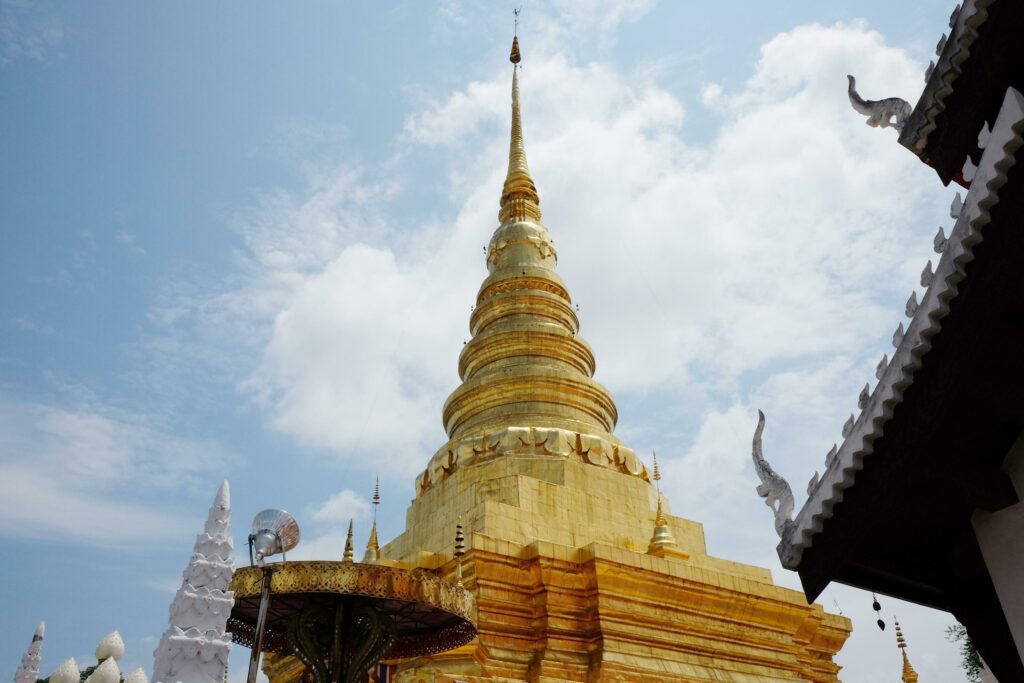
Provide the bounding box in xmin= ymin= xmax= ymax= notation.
xmin=267 ymin=35 xmax=851 ymax=683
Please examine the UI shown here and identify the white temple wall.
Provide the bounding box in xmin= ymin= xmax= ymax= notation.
xmin=972 ymin=428 xmax=1024 ymax=665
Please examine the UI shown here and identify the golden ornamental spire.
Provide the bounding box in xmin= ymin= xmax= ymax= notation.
xmin=648 ymin=497 xmax=687 ymax=560
xmin=895 ymin=620 xmax=919 ymax=683
xmin=647 ymin=456 xmax=687 ymax=560
xmin=364 ymin=478 xmax=381 ymax=563
xmin=343 ymin=519 xmax=354 ymax=563
xmin=363 ymin=520 xmax=380 ymax=563
xmin=499 ymin=35 xmax=541 ymax=223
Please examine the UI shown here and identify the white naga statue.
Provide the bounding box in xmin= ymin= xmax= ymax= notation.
xmin=751 ymin=411 xmax=795 ymax=537
xmin=847 ymin=74 xmax=913 ymax=131
xmin=152 ymin=481 xmax=236 ymax=683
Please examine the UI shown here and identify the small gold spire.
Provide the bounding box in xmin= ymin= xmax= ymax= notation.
xmin=363 ymin=520 xmax=380 ymax=563
xmin=648 ymin=497 xmax=687 ymax=559
xmin=363 ymin=476 xmax=381 ymax=563
xmin=343 ymin=519 xmax=354 ymax=563
xmin=499 ymin=35 xmax=541 ymax=224
xmin=895 ymin=620 xmax=919 ymax=683
xmin=652 ymin=451 xmax=661 ymax=488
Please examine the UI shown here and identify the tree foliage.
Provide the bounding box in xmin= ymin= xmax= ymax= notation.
xmin=946 ymin=623 xmax=984 ymax=683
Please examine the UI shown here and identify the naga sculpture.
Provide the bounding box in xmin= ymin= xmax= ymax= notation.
xmin=752 ymin=410 xmax=795 ymax=537
xmin=847 ymin=75 xmax=913 ymax=131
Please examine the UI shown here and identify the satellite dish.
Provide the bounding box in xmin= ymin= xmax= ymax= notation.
xmin=249 ymin=509 xmax=301 ymax=566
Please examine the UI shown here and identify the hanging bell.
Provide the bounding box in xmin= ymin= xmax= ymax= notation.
xmin=877 ymin=618 xmax=886 ymax=631
xmin=872 ymin=598 xmax=881 ymax=612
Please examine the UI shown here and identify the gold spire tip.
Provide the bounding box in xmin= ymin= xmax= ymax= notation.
xmin=499 ymin=31 xmax=541 ymax=224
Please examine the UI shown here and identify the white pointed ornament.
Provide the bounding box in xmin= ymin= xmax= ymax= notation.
xmin=950 ymin=192 xmax=963 ymax=218
xmin=842 ymin=414 xmax=855 ymax=438
xmin=96 ymin=630 xmax=125 ymax=662
xmin=893 ymin=322 xmax=906 ymax=348
xmin=906 ymin=291 xmax=919 ymax=318
xmin=876 ymin=354 xmax=888 ymax=380
xmin=84 ymin=656 xmax=120 ymax=683
xmin=124 ymin=667 xmax=150 ymax=683
xmin=921 ymin=261 xmax=934 ymax=288
xmin=858 ymin=383 xmax=870 ymax=410
xmin=50 ymin=658 xmax=80 ymax=683
xmin=825 ymin=443 xmax=838 ymax=467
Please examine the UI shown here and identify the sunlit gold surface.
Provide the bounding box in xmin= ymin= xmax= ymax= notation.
xmin=230 ymin=562 xmax=475 ymax=626
xmin=270 ymin=37 xmax=851 ymax=683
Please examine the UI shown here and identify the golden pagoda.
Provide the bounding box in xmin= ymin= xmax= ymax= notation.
xmin=267 ymin=34 xmax=851 ymax=683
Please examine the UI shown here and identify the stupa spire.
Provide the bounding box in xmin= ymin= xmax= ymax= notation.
xmin=647 ymin=455 xmax=686 ymax=559
xmin=13 ymin=621 xmax=44 ymax=683
xmin=152 ymin=481 xmax=234 ymax=683
xmin=895 ymin=619 xmax=919 ymax=683
xmin=364 ymin=480 xmax=381 ymax=563
xmin=436 ymin=28 xmax=619 ymax=452
xmin=343 ymin=519 xmax=355 ymax=562
xmin=499 ymin=35 xmax=541 ymax=224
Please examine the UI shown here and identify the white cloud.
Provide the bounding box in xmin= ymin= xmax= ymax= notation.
xmin=179 ymin=19 xmax=941 ymax=472
xmin=287 ymin=488 xmax=372 ymax=561
xmin=310 ymin=488 xmax=371 ymax=524
xmin=0 ymin=0 xmax=63 ymax=65
xmin=0 ymin=396 xmax=230 ymax=546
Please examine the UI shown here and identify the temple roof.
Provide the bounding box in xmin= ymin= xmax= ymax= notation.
xmin=758 ymin=10 xmax=1024 ymax=675
xmin=778 ymin=85 xmax=1024 ymax=572
xmin=899 ymin=1 xmax=1024 ymax=185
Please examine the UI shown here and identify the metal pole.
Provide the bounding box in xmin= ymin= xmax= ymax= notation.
xmin=247 ymin=566 xmax=273 ymax=683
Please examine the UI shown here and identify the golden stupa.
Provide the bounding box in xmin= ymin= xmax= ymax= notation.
xmin=267 ymin=35 xmax=851 ymax=683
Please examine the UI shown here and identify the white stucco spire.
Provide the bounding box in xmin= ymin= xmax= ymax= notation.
xmin=152 ymin=480 xmax=235 ymax=683
xmin=14 ymin=621 xmax=44 ymax=683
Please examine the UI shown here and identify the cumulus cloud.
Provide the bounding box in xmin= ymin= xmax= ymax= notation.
xmin=173 ymin=19 xmax=942 ymax=477
xmin=0 ymin=395 xmax=230 ymax=546
xmin=310 ymin=488 xmax=371 ymax=524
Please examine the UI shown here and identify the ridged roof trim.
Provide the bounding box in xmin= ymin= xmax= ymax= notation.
xmin=780 ymin=87 xmax=1024 ymax=568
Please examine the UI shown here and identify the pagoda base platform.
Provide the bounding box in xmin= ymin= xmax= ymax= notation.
xmin=267 ymin=455 xmax=850 ymax=682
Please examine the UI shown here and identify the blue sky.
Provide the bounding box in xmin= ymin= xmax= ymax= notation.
xmin=2 ymin=1 xmax=969 ymax=681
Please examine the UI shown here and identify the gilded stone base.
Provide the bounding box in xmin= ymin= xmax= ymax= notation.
xmin=268 ymin=455 xmax=849 ymax=683
xmin=392 ymin=537 xmax=849 ymax=683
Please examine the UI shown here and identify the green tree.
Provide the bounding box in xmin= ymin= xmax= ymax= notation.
xmin=946 ymin=623 xmax=984 ymax=683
